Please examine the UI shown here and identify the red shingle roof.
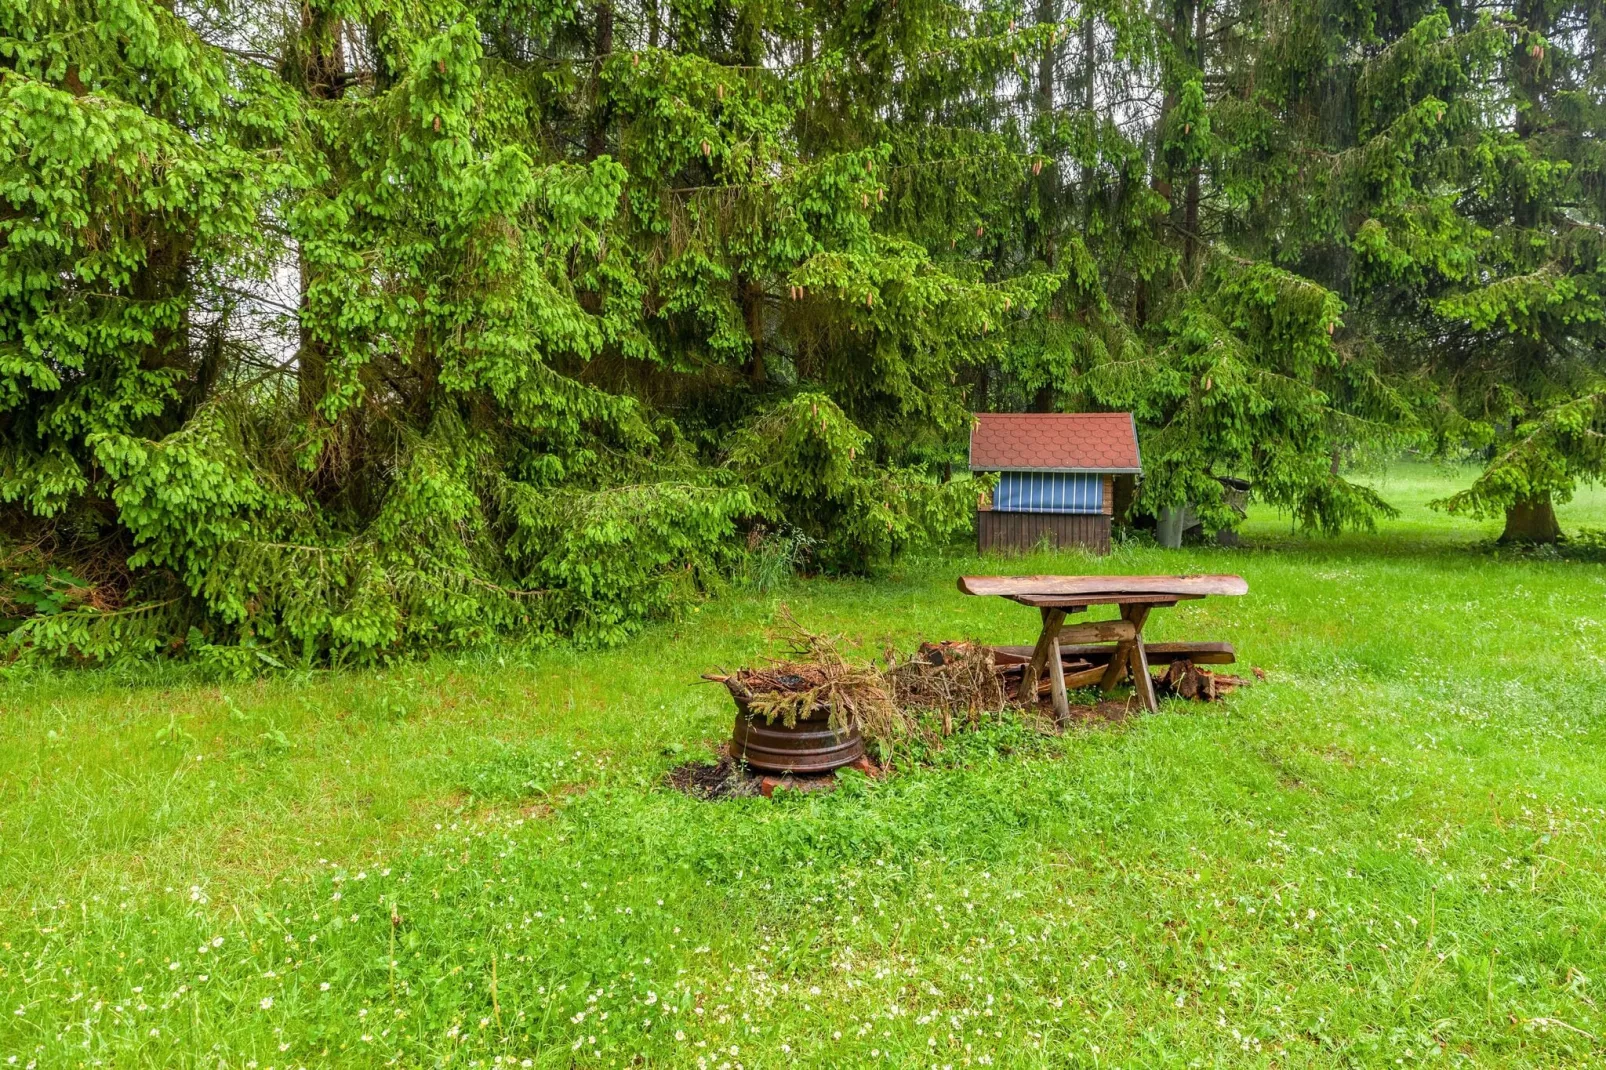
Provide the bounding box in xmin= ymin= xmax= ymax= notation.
xmin=969 ymin=412 xmax=1141 ymax=473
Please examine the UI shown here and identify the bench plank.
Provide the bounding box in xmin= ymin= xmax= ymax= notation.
xmin=1007 ymin=593 xmax=1189 ymax=608
xmin=992 ymin=641 xmax=1236 ymax=666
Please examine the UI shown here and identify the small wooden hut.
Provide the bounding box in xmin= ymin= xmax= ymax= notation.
xmin=970 ymin=412 xmax=1141 ymax=554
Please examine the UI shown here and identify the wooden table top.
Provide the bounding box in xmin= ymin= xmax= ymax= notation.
xmin=958 ymin=574 xmax=1249 ymax=600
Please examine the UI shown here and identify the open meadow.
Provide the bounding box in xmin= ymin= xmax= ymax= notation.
xmin=3 ymin=463 xmax=1606 ymax=1068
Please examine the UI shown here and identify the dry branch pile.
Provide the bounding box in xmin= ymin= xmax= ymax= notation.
xmin=703 ymin=609 xmax=910 ymax=741
xmin=886 ymin=641 xmax=1009 ymax=733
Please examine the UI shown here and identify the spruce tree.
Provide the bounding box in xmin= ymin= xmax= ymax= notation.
xmin=1417 ymin=0 xmax=1606 ymax=543
xmin=4 ymin=0 xmax=1601 ymax=663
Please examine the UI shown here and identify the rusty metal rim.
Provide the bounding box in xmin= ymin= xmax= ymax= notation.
xmin=726 ymin=691 xmax=865 ymax=774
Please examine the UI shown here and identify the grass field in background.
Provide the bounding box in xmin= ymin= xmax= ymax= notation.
xmin=3 ymin=462 xmax=1605 ymax=1067
xmin=1241 ymin=459 xmax=1606 ymax=545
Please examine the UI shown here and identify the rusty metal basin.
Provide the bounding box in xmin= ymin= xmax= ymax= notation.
xmin=728 ymin=694 xmax=865 ymax=774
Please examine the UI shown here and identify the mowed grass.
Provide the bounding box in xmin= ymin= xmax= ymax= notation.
xmin=3 ymin=462 xmax=1606 ymax=1068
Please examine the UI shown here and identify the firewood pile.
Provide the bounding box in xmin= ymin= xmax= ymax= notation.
xmin=1152 ymin=659 xmax=1254 ymax=701
xmin=996 ymin=651 xmax=1093 ymax=704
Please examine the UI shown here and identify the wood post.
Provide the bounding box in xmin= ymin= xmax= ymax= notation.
xmin=1130 ymin=628 xmax=1157 ymax=712
xmin=1098 ymin=637 xmax=1130 ymax=690
xmin=1022 ymin=607 xmax=1066 ymax=703
xmin=1100 ymin=604 xmax=1151 ymax=703
xmin=1048 ymin=632 xmax=1070 ymax=725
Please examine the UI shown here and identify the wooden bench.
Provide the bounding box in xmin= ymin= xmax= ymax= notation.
xmin=960 ymin=574 xmax=1247 ymax=722
xmin=991 ymin=641 xmax=1237 ymax=666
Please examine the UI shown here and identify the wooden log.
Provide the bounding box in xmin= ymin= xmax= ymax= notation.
xmin=1156 ymin=659 xmax=1253 ymax=701
xmin=1062 ymin=664 xmax=1108 ymax=690
xmin=960 ymin=574 xmax=1248 ymax=599
xmin=1056 ymin=619 xmax=1136 ymax=644
xmin=1002 ymin=661 xmax=1107 ymax=699
xmin=1164 ymin=659 xmax=1203 ymax=699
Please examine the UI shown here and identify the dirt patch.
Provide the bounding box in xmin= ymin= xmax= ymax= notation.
xmin=665 ymin=755 xmax=763 ymax=799
xmin=665 ymin=750 xmax=881 ymax=800
xmin=1013 ymin=694 xmax=1142 ymax=729
xmin=1064 ymin=698 xmax=1145 ymax=724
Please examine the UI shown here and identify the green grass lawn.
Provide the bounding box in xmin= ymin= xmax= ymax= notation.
xmin=3 ymin=462 xmax=1606 ymax=1068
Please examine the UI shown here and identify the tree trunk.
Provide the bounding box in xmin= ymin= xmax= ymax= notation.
xmin=586 ymin=2 xmax=614 ymax=160
xmin=1500 ymin=496 xmax=1562 ymax=544
xmin=296 ymin=6 xmax=344 ymax=415
xmin=741 ymin=278 xmax=766 ymax=384
xmin=297 ymin=254 xmax=326 ymax=415
xmin=367 ymin=14 xmax=398 ymax=92
xmin=1082 ymin=13 xmax=1095 ymax=112
xmin=1180 ymin=0 xmax=1205 ymax=272
xmin=1079 ymin=12 xmax=1095 ymax=200
xmin=1022 ymin=0 xmax=1058 ymax=268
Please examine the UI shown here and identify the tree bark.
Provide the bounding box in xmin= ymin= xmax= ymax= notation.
xmin=1034 ymin=0 xmax=1056 ymax=116
xmin=741 ymin=278 xmax=766 ymax=384
xmin=297 ymin=254 xmax=326 ymax=415
xmin=586 ymin=2 xmax=614 ymax=160
xmin=367 ymin=13 xmax=398 ymax=92
xmin=1180 ymin=0 xmax=1206 ymax=272
xmin=1082 ymin=12 xmax=1095 ymax=112
xmin=1500 ymin=496 xmax=1562 ymax=544
xmin=296 ymin=6 xmax=344 ymax=415
xmin=1022 ymin=0 xmax=1059 ymax=269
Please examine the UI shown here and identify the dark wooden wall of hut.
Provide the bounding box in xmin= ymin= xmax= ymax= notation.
xmin=976 ymin=511 xmax=1112 ymax=555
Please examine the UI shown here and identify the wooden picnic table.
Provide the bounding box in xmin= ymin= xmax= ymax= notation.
xmin=958 ymin=574 xmax=1248 ymax=722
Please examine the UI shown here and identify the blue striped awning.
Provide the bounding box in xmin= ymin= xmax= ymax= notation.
xmin=993 ymin=471 xmax=1104 ymax=514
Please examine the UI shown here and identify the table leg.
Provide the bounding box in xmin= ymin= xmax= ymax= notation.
xmin=1047 ymin=632 xmax=1070 ymax=725
xmin=1100 ymin=604 xmax=1153 ymax=705
xmin=1129 ymin=609 xmax=1157 ymax=713
xmin=1098 ymin=615 xmax=1132 ymax=692
xmin=1023 ymin=607 xmax=1067 ymax=705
